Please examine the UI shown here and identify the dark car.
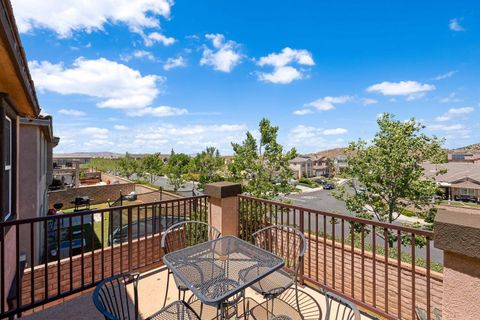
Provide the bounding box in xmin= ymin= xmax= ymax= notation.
xmin=110 ymin=215 xmax=187 ymax=245
xmin=323 ymin=183 xmax=335 ymax=190
xmin=314 ymin=178 xmax=327 ymax=185
xmin=454 ymin=194 xmax=478 ymax=203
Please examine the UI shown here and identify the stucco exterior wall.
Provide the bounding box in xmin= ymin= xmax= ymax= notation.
xmin=48 ymin=183 xmax=136 ymax=210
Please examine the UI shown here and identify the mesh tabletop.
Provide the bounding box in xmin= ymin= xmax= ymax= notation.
xmin=163 ymin=236 xmax=284 ymax=306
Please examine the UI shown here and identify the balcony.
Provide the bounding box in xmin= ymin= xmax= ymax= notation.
xmin=0 ymin=182 xmax=466 ymax=320
xmin=21 ymin=266 xmax=371 ymax=320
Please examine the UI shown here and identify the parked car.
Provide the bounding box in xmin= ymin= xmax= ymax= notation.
xmin=314 ymin=178 xmax=327 ymax=185
xmin=288 ymin=179 xmax=299 ymax=185
xmin=323 ymin=183 xmax=335 ymax=190
xmin=110 ymin=215 xmax=188 ymax=245
xmin=454 ymin=194 xmax=478 ymax=203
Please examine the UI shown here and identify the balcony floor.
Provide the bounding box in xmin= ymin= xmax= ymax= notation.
xmin=22 ymin=266 xmax=373 ymax=320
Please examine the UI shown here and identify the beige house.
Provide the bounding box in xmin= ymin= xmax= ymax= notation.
xmin=310 ymin=155 xmax=331 ymax=177
xmin=423 ymin=162 xmax=480 ymax=201
xmin=289 ymin=156 xmax=313 ymax=179
xmin=448 ymin=152 xmax=480 ymax=164
xmin=1 ymin=0 xmax=58 ymax=295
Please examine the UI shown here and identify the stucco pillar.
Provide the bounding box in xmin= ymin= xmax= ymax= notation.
xmin=204 ymin=182 xmax=242 ymax=237
xmin=434 ymin=208 xmax=480 ymax=320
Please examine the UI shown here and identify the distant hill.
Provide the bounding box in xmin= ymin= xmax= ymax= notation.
xmin=311 ymin=147 xmax=347 ymax=159
xmin=450 ymin=143 xmax=480 ymax=153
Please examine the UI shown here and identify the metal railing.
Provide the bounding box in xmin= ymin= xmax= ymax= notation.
xmin=0 ymin=195 xmax=208 ymax=319
xmin=238 ymin=195 xmax=441 ymax=320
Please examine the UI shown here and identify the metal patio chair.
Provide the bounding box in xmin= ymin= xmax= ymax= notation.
xmin=248 ymin=287 xmax=322 ymax=320
xmin=241 ymin=225 xmax=306 ymax=309
xmin=324 ymin=291 xmax=361 ymax=320
xmin=92 ymin=273 xmax=200 ymax=320
xmin=160 ymin=221 xmax=222 ymax=307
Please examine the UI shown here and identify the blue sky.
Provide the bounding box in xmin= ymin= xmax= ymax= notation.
xmin=12 ymin=0 xmax=480 ymax=154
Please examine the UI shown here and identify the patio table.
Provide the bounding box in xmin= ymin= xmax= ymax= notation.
xmin=163 ymin=235 xmax=285 ymax=318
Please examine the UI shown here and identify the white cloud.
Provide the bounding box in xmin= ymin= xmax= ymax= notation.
xmin=12 ymin=0 xmax=173 ymax=37
xmin=360 ymin=98 xmax=378 ymax=106
xmin=200 ymin=34 xmax=242 ymax=73
xmin=143 ymin=32 xmax=175 ymax=47
xmin=58 ymin=108 xmax=86 ymax=116
xmin=432 ymin=70 xmax=457 ymax=81
xmin=449 ymin=18 xmax=465 ymax=32
xmin=114 ymin=125 xmax=128 ymax=130
xmin=323 ymin=128 xmax=348 ymax=135
xmin=29 ymin=57 xmax=161 ymax=110
xmin=435 ymin=107 xmax=474 ymax=122
xmin=366 ymin=81 xmax=435 ymax=100
xmin=257 ymin=47 xmax=315 ymax=84
xmin=82 ymin=127 xmax=109 ymax=139
xmin=439 ymin=92 xmax=462 ymax=104
xmin=164 ymin=56 xmax=186 ymax=71
xmin=293 ymin=109 xmax=313 ymax=116
xmin=258 ymin=66 xmax=302 ymax=84
xmin=127 ymin=106 xmax=188 ymax=117
xmin=288 ymin=125 xmax=346 ymax=151
xmin=55 ymin=121 xmax=249 ymax=154
xmin=131 ymin=123 xmax=248 ymax=153
xmin=294 ymin=96 xmax=351 ymax=115
xmin=133 ymin=50 xmax=155 ymax=60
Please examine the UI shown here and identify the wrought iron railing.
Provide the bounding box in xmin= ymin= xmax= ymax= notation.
xmin=0 ymin=195 xmax=208 ymax=319
xmin=238 ymin=195 xmax=442 ymax=320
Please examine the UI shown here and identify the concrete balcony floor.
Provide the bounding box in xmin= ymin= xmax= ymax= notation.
xmin=22 ymin=266 xmax=372 ymax=320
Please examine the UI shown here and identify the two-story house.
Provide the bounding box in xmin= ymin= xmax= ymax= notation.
xmin=1 ymin=0 xmax=58 ymax=301
xmin=289 ymin=156 xmax=313 ymax=179
xmin=310 ymin=155 xmax=331 ymax=177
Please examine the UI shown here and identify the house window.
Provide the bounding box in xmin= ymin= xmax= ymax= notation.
xmin=4 ymin=116 xmax=12 ymax=220
xmin=460 ymin=188 xmax=474 ymax=196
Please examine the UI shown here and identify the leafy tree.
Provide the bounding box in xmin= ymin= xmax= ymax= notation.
xmin=229 ymin=118 xmax=297 ymax=199
xmin=166 ymin=152 xmax=191 ymax=191
xmin=86 ymin=158 xmax=119 ymax=174
xmin=192 ymin=147 xmax=225 ymax=188
xmin=335 ymin=113 xmax=445 ymax=245
xmin=141 ymin=153 xmax=164 ymax=184
xmin=117 ymin=153 xmax=138 ymax=179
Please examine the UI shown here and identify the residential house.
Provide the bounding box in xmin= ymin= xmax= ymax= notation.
xmin=1 ymin=0 xmax=58 ymax=296
xmin=289 ymin=156 xmax=313 ymax=179
xmin=334 ymin=154 xmax=348 ymax=173
xmin=448 ymin=152 xmax=480 ymax=164
xmin=423 ymin=162 xmax=480 ymax=201
xmin=310 ymin=155 xmax=331 ymax=177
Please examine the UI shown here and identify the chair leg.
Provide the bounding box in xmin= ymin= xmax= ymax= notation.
xmin=163 ymin=271 xmax=171 ymax=308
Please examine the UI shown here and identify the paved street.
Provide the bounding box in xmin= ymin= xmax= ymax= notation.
xmin=282 ymin=188 xmax=352 ymax=216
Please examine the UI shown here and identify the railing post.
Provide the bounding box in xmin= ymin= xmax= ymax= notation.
xmin=434 ymin=207 xmax=480 ymax=320
xmin=127 ymin=207 xmax=132 ymax=272
xmin=204 ymin=182 xmax=242 ymax=237
xmin=299 ymin=209 xmax=305 ymax=286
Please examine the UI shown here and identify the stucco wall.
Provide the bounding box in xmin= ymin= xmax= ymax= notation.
xmin=48 ymin=183 xmax=135 ymax=210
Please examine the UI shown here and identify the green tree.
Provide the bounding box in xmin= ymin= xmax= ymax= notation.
xmin=335 ymin=113 xmax=445 ymax=245
xmin=141 ymin=153 xmax=164 ymax=184
xmin=229 ymin=118 xmax=297 ymax=199
xmin=192 ymin=147 xmax=224 ymax=188
xmin=166 ymin=152 xmax=191 ymax=191
xmin=117 ymin=153 xmax=138 ymax=179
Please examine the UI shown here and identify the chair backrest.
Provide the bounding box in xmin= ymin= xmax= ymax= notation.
xmin=252 ymin=225 xmax=306 ymax=281
xmin=324 ymin=291 xmax=361 ymax=320
xmin=161 ymin=221 xmax=221 ymax=254
xmin=93 ymin=273 xmax=140 ymax=320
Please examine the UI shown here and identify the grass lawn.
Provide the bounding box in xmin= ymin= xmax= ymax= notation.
xmin=63 ymin=200 xmax=153 ymax=250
